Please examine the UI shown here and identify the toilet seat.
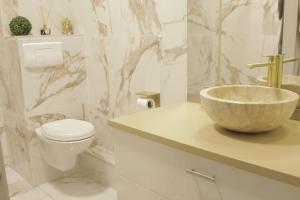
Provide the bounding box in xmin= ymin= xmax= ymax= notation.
xmin=41 ymin=119 xmax=95 ymax=142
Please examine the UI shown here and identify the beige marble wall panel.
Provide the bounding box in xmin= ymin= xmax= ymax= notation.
xmin=0 ymin=0 xmax=17 ymax=36
xmin=0 ymin=0 xmax=188 ymax=187
xmin=220 ymin=0 xmax=281 ymax=85
xmin=0 ymin=37 xmax=31 ymax=183
xmin=83 ymin=0 xmax=187 ymax=157
xmin=18 ymin=36 xmax=88 ymax=185
xmin=0 ymin=36 xmax=88 ymax=185
xmin=160 ymin=0 xmax=187 ymax=105
xmin=85 ymin=35 xmax=162 ymax=152
xmin=188 ymin=0 xmax=282 ymax=98
xmin=18 ymin=37 xmax=87 ymax=133
xmin=70 ymin=0 xmax=187 ymax=38
xmin=188 ymin=0 xmax=219 ymax=97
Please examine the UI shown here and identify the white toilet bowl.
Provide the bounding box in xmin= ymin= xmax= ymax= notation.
xmin=36 ymin=119 xmax=95 ymax=171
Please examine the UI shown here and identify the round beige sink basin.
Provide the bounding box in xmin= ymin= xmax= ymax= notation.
xmin=200 ymin=85 xmax=299 ymax=133
xmin=257 ymin=75 xmax=300 ymax=108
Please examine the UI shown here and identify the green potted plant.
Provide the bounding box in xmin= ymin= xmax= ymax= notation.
xmin=9 ymin=16 xmax=32 ymax=36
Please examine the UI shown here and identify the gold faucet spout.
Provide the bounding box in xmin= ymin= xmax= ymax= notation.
xmin=247 ymin=55 xmax=298 ymax=88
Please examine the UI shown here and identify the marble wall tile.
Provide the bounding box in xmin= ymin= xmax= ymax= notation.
xmin=24 ymin=37 xmax=87 ymax=186
xmin=83 ymin=34 xmax=160 ymax=190
xmin=109 ymin=36 xmax=162 ymax=117
xmin=0 ymin=0 xmax=187 ymax=37
xmin=85 ymin=35 xmax=162 ymax=152
xmin=0 ymin=9 xmax=4 ymax=36
xmin=84 ymin=36 xmax=113 ymax=152
xmin=0 ymin=0 xmax=188 ymax=189
xmin=107 ymin=0 xmax=162 ymax=36
xmin=0 ymin=98 xmax=4 ymax=135
xmin=0 ymin=0 xmax=17 ymax=36
xmin=0 ymin=0 xmax=162 ymax=37
xmin=0 ymin=36 xmax=88 ymax=186
xmin=68 ymin=0 xmax=109 ymax=36
xmin=220 ymin=0 xmax=281 ymax=85
xmin=85 ymin=32 xmax=186 ymax=148
xmin=0 ymin=37 xmax=4 ymax=135
xmin=83 ymin=22 xmax=187 ymax=182
xmin=0 ymin=37 xmax=32 ymax=183
xmin=188 ymin=0 xmax=220 ymax=98
xmin=187 ymin=0 xmax=282 ymax=98
xmin=160 ymin=30 xmax=187 ymax=105
xmin=69 ymin=0 xmax=187 ymax=38
xmin=0 ymin=132 xmax=8 ymax=165
xmin=159 ymin=0 xmax=188 ymax=105
xmin=18 ymin=37 xmax=87 ymax=132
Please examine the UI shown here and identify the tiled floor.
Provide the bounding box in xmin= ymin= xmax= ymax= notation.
xmin=5 ymin=167 xmax=117 ymax=200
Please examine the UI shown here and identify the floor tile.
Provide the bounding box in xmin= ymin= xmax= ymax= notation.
xmin=5 ymin=167 xmax=35 ymax=198
xmin=10 ymin=187 xmax=53 ymax=200
xmin=5 ymin=167 xmax=25 ymax=184
xmin=5 ymin=167 xmax=117 ymax=200
xmin=39 ymin=175 xmax=117 ymax=200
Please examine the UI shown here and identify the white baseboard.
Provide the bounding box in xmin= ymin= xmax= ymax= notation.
xmin=85 ymin=144 xmax=116 ymax=166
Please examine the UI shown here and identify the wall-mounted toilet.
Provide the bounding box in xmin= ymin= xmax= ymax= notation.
xmin=36 ymin=119 xmax=95 ymax=171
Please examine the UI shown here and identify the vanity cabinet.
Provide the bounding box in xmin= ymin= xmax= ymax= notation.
xmin=113 ymin=129 xmax=300 ymax=200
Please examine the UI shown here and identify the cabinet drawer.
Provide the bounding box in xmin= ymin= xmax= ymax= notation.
xmin=117 ymin=175 xmax=169 ymax=200
xmin=187 ymin=153 xmax=300 ymax=200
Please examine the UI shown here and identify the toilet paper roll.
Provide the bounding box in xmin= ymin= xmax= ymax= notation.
xmin=137 ymin=98 xmax=156 ymax=109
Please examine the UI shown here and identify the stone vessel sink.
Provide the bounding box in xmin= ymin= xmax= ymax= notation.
xmin=257 ymin=75 xmax=300 ymax=108
xmin=200 ymin=85 xmax=299 ymax=133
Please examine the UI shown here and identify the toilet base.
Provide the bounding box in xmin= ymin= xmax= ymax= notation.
xmin=40 ymin=149 xmax=77 ymax=171
xmin=36 ymin=128 xmax=94 ymax=172
xmin=35 ymin=119 xmax=95 ymax=172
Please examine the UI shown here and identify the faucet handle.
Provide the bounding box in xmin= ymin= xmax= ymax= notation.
xmin=283 ymin=57 xmax=298 ymax=64
xmin=247 ymin=55 xmax=297 ymax=69
xmin=247 ymin=55 xmax=278 ymax=69
xmin=247 ymin=62 xmax=270 ymax=69
xmin=247 ymin=55 xmax=298 ymax=89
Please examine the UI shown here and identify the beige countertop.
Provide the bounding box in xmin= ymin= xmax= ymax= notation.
xmin=108 ymin=102 xmax=300 ymax=187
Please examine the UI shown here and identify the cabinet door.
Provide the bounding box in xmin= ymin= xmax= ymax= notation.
xmin=113 ymin=128 xmax=300 ymax=200
xmin=187 ymin=153 xmax=300 ymax=200
xmin=113 ymin=129 xmax=195 ymax=200
xmin=0 ymin=140 xmax=9 ymax=200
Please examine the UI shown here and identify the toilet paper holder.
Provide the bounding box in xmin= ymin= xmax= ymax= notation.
xmin=135 ymin=91 xmax=160 ymax=108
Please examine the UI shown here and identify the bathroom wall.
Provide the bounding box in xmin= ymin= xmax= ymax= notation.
xmin=188 ymin=0 xmax=283 ymax=99
xmin=0 ymin=36 xmax=88 ymax=185
xmin=0 ymin=0 xmax=187 ymax=187
xmin=0 ymin=0 xmax=296 ymax=190
xmin=0 ymin=95 xmax=7 ymax=165
xmin=295 ymin=2 xmax=300 ymax=74
xmin=73 ymin=0 xmax=188 ymax=186
xmin=297 ymin=31 xmax=300 ymax=74
xmin=0 ymin=1 xmax=6 ymax=163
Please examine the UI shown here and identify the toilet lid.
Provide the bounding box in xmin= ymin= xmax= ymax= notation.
xmin=41 ymin=119 xmax=95 ymax=142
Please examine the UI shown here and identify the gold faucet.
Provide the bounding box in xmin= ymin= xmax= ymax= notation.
xmin=247 ymin=55 xmax=298 ymax=88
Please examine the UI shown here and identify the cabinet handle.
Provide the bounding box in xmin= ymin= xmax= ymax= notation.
xmin=185 ymin=169 xmax=216 ymax=182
